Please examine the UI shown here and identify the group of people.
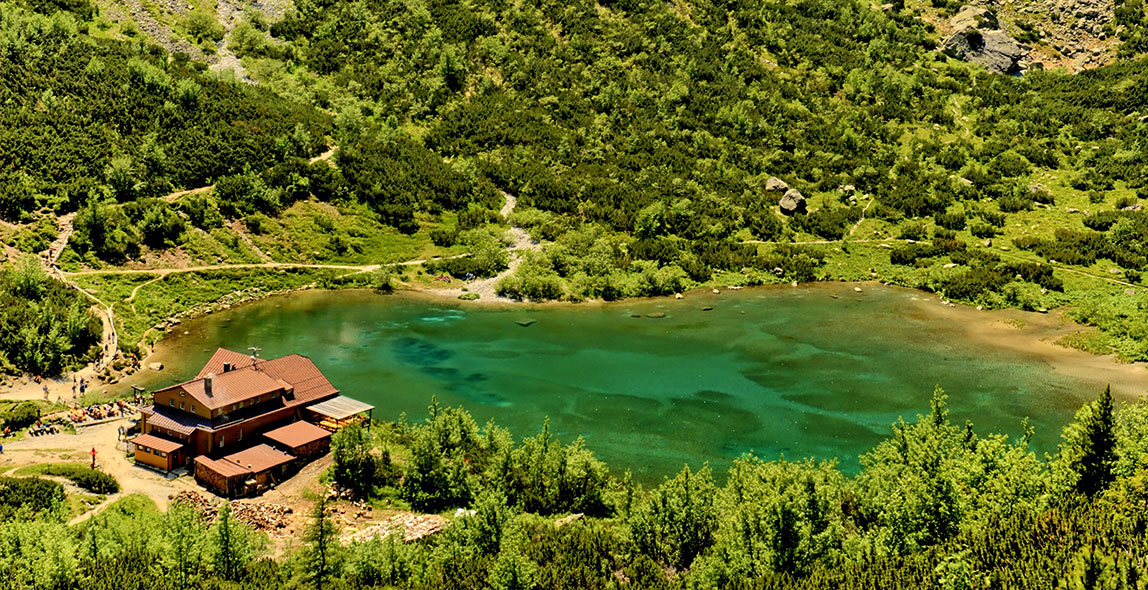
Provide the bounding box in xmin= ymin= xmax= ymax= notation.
xmin=67 ymin=399 xmax=137 ymax=425
xmin=25 ymin=420 xmax=63 ymax=437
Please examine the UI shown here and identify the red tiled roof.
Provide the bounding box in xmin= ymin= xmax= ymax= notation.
xmin=157 ymin=350 xmax=338 ymax=412
xmin=141 ymin=405 xmax=206 ymax=435
xmin=220 ymin=444 xmax=294 ymax=473
xmin=264 ymin=421 xmax=331 ymax=449
xmin=197 ymin=348 xmax=256 ymax=378
xmin=131 ymin=433 xmax=184 ymax=454
xmin=258 ymin=355 xmax=339 ymax=406
xmin=178 ymin=369 xmax=287 ymax=411
xmin=195 ymin=455 xmax=249 ymax=479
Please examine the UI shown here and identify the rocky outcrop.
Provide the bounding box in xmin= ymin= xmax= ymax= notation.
xmin=765 ymin=177 xmax=789 ymax=194
xmin=925 ymin=0 xmax=1117 ymax=73
xmin=779 ymin=189 xmax=807 ymax=216
xmin=942 ymin=7 xmax=1027 ymax=74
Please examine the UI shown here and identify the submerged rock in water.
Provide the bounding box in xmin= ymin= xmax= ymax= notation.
xmin=516 ymin=319 xmax=537 ymax=327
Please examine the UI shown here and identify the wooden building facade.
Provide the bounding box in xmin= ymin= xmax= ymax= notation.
xmin=129 ymin=348 xmax=374 ymax=497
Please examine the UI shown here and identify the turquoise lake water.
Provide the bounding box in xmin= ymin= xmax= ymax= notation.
xmin=139 ymin=285 xmax=1126 ymax=482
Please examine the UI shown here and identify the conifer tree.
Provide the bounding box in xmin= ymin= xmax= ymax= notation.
xmin=210 ymin=501 xmax=255 ymax=581
xmin=1073 ymin=386 xmax=1118 ymax=497
xmin=306 ymin=496 xmax=340 ymax=590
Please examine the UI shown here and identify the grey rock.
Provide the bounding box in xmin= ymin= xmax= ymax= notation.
xmin=779 ymin=189 xmax=807 ymax=215
xmin=765 ymin=177 xmax=789 ymax=193
xmin=941 ymin=7 xmax=1026 ymax=74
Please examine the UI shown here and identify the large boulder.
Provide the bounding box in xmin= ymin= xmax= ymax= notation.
xmin=779 ymin=189 xmax=807 ymax=215
xmin=765 ymin=177 xmax=789 ymax=194
xmin=942 ymin=7 xmax=1026 ymax=75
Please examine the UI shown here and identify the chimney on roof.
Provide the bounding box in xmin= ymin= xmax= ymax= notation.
xmin=205 ymin=373 xmax=215 ymax=397
xmin=223 ymin=362 xmax=232 ymax=373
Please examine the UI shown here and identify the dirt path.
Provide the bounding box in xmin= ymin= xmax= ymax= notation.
xmin=46 ymin=212 xmax=76 ymax=265
xmin=161 ymin=185 xmax=212 ymax=204
xmin=995 ymin=249 xmax=1146 ymax=292
xmin=0 ymin=419 xmax=189 ymax=514
xmin=309 ymin=147 xmax=337 ymax=165
xmin=9 ymin=213 xmax=123 ymax=402
xmin=424 ymin=192 xmax=541 ymax=302
xmin=66 ymin=261 xmax=380 ymax=277
xmin=848 ymin=196 xmax=875 ymax=237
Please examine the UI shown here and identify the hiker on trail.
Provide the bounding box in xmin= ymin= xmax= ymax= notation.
xmin=42 ymin=385 xmax=48 ymax=398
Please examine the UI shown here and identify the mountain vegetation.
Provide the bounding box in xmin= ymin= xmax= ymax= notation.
xmin=1 ymin=390 xmax=1148 ymax=588
xmin=1 ymin=0 xmax=1148 ymax=585
xmin=0 ymin=0 xmax=1146 ymax=367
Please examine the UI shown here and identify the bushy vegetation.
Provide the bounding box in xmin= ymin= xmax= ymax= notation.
xmin=1 ymin=388 xmax=1147 ymax=588
xmin=0 ymin=259 xmax=100 ymax=375
xmin=4 ymin=0 xmax=1148 ymax=360
xmin=0 ymin=3 xmax=331 ymax=221
xmin=0 ymin=476 xmax=65 ymax=521
xmin=1 ymin=402 xmax=41 ymax=431
xmin=28 ymin=464 xmax=120 ymax=495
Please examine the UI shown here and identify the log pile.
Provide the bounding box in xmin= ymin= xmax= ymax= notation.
xmin=326 ymin=494 xmax=373 ymax=520
xmin=232 ymin=501 xmax=292 ymax=534
xmin=341 ymin=512 xmax=449 ymax=544
xmin=171 ymin=491 xmax=292 ymax=535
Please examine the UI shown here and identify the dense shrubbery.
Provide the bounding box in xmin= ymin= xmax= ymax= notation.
xmin=0 ymin=259 xmax=100 ymax=374
xmin=36 ymin=464 xmax=120 ymax=494
xmin=1 ymin=402 xmax=40 ymax=431
xmin=0 ymin=4 xmax=330 ymax=220
xmin=331 ymin=424 xmax=398 ymax=499
xmin=1 ymin=387 xmax=1143 ymax=588
xmin=0 ymin=477 xmax=64 ymax=521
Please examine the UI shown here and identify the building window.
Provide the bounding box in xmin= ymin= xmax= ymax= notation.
xmin=180 ymin=402 xmax=185 ymax=410
xmin=191 ymin=405 xmax=196 ymax=413
xmin=160 ymin=452 xmax=167 ymax=458
xmin=179 ymin=391 xmax=185 ymax=397
xmin=219 ymin=436 xmax=225 ymax=447
xmin=238 ymin=429 xmax=243 ymax=442
xmin=169 ymin=399 xmax=174 ymax=407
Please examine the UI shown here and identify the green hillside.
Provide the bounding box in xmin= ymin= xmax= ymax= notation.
xmin=2 ymin=0 xmax=1148 ymax=585
xmin=4 ymin=0 xmax=1146 ymax=363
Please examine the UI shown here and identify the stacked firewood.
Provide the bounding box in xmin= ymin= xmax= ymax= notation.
xmin=232 ymin=501 xmax=292 ymax=533
xmin=171 ymin=491 xmax=292 ymax=533
xmin=341 ymin=512 xmax=449 ymax=544
xmin=173 ymin=490 xmax=215 ymax=516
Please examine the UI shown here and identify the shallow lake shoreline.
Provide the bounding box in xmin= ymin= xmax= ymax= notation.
xmin=141 ymin=280 xmax=1148 ymax=401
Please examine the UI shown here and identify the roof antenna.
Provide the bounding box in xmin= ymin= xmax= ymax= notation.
xmin=248 ymin=346 xmax=262 ymax=369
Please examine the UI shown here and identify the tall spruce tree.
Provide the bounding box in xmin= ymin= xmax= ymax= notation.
xmin=1073 ymin=386 xmax=1118 ymax=497
xmin=306 ymin=496 xmax=340 ymax=590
